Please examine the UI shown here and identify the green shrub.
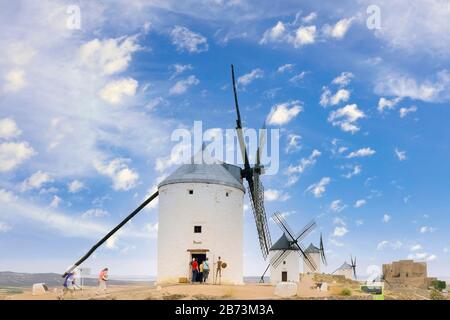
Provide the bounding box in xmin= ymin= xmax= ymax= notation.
xmin=430 ymin=289 xmax=446 ymax=300
xmin=432 ymin=280 xmax=447 ymax=292
xmin=340 ymin=288 xmax=352 ymax=296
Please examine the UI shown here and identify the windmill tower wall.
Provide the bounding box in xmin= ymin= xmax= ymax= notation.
xmin=157 ymin=164 xmax=244 ymax=285
xmin=335 ymin=268 xmax=353 ymax=280
xmin=303 ymin=252 xmax=321 ymax=274
xmin=269 ymin=251 xmax=299 ymax=284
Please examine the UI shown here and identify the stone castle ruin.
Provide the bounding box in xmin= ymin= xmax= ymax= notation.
xmin=382 ymin=260 xmax=436 ymax=289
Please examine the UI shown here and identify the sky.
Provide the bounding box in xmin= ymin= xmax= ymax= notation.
xmin=0 ymin=0 xmax=449 ymax=278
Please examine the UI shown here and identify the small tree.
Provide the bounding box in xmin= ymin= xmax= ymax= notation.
xmin=432 ymin=280 xmax=447 ymax=292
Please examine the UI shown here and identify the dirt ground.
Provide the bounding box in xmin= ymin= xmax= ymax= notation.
xmin=2 ymin=274 xmax=443 ymax=300
xmin=1 ymin=275 xmax=373 ymax=300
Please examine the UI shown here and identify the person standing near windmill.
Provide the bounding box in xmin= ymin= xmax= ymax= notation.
xmin=215 ymin=256 xmax=223 ymax=285
xmin=96 ymin=267 xmax=109 ymax=294
xmin=191 ymin=258 xmax=199 ymax=283
xmin=202 ymin=257 xmax=210 ymax=283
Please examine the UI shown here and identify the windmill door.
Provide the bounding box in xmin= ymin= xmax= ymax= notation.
xmin=281 ymin=271 xmax=287 ymax=282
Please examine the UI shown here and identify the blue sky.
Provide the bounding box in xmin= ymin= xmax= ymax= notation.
xmin=0 ymin=0 xmax=449 ymax=278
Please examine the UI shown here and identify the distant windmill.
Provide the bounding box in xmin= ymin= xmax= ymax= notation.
xmin=260 ymin=212 xmax=317 ymax=283
xmin=319 ymin=233 xmax=327 ymax=266
xmin=62 ymin=65 xmax=272 ymax=279
xmin=332 ymin=255 xmax=357 ymax=280
xmin=350 ymin=255 xmax=357 ymax=279
xmin=303 ymin=233 xmax=327 ymax=274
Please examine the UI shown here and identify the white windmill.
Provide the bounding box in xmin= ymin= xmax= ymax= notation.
xmin=62 ymin=65 xmax=272 ymax=285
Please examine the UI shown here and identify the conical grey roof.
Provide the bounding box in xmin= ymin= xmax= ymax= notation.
xmin=338 ymin=262 xmax=352 ymax=270
xmin=305 ymin=243 xmax=321 ymax=254
xmin=158 ymin=163 xmax=244 ymax=191
xmin=270 ymin=233 xmax=299 ymax=251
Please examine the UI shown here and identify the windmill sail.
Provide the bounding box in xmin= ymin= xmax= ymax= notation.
xmin=231 ymin=64 xmax=272 ymax=259
xmin=272 ymin=212 xmax=317 ymax=271
xmin=319 ymin=233 xmax=327 ymax=265
xmin=62 ymin=191 xmax=159 ymax=277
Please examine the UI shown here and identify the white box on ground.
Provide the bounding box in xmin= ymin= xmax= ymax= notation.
xmin=32 ymin=283 xmax=49 ymax=295
xmin=274 ymin=282 xmax=297 ymax=297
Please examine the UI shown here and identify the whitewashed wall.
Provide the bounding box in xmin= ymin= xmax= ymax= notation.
xmin=269 ymin=251 xmax=299 ymax=284
xmin=335 ymin=268 xmax=353 ymax=280
xmin=302 ymin=252 xmax=321 ymax=274
xmin=157 ymin=182 xmax=244 ymax=284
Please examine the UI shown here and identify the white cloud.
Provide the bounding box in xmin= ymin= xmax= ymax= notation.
xmin=410 ymin=244 xmax=423 ymax=252
xmin=82 ymin=208 xmax=109 ymax=219
xmin=0 ymin=141 xmax=35 ymax=172
xmin=292 ymin=25 xmax=316 ymax=47
xmin=330 ymin=238 xmax=344 ymax=247
xmin=0 ymin=221 xmax=11 ymax=233
xmin=277 ymin=63 xmax=294 ymax=73
xmin=170 ymin=63 xmax=193 ymax=79
xmin=382 ymin=214 xmax=391 ymax=223
xmin=347 ymin=147 xmax=376 ymax=158
xmin=170 ymin=26 xmax=208 ymax=53
xmin=94 ymin=158 xmax=139 ymax=191
xmin=342 ymin=164 xmax=362 ymax=179
xmin=99 ymin=78 xmax=138 ymax=105
xmin=0 ymin=189 xmax=15 ymax=203
xmin=332 ymin=72 xmax=354 ymax=86
xmin=377 ymin=97 xmax=402 ymax=113
xmin=3 ymin=69 xmax=26 ymax=93
xmin=328 ymin=104 xmax=366 ymax=133
xmin=320 ymin=88 xmax=350 ymax=107
xmin=362 ymin=0 xmax=450 ymax=55
xmin=394 ymin=148 xmax=407 ymax=161
xmin=419 ymin=226 xmax=436 ymax=234
xmin=355 ymin=219 xmax=364 ymax=226
xmin=68 ymin=180 xmax=84 ymax=193
xmin=21 ymin=171 xmax=53 ymax=191
xmin=169 ymin=75 xmax=199 ymax=95
xmin=323 ymin=18 xmax=354 ymax=39
xmin=399 ymin=106 xmax=418 ymax=118
xmin=155 ymin=142 xmax=191 ymax=173
xmin=333 ymin=226 xmax=348 ymax=237
xmin=289 ymin=71 xmax=308 ymax=84
xmin=260 ymin=21 xmax=316 ymax=48
xmin=354 ymin=199 xmax=366 ymax=208
xmin=264 ymin=189 xmax=290 ymax=202
xmin=330 ymin=199 xmax=346 ymax=213
xmin=375 ymin=70 xmax=450 ymax=103
xmin=407 ymin=252 xmax=437 ymax=261
xmin=49 ymin=195 xmax=62 ymax=208
xmin=287 ymin=149 xmax=321 ymax=175
xmin=144 ymin=222 xmax=159 ymax=238
xmin=237 ymin=68 xmax=264 ymax=86
xmin=285 ymin=134 xmax=301 ymax=154
xmin=302 ymin=12 xmax=317 ymax=24
xmin=0 ymin=118 xmax=21 ymax=139
xmin=333 ymin=217 xmax=346 ymax=226
xmin=377 ymin=240 xmax=402 ymax=251
xmin=260 ymin=21 xmax=286 ymax=44
xmin=146 ymin=96 xmax=169 ymax=110
xmin=267 ymin=100 xmax=302 ymax=125
xmin=305 ymin=177 xmax=330 ymax=198
xmin=78 ymin=36 xmax=140 ymax=75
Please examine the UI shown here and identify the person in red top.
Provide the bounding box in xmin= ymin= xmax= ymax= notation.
xmin=96 ymin=267 xmax=109 ymax=294
xmin=191 ymin=258 xmax=199 ymax=283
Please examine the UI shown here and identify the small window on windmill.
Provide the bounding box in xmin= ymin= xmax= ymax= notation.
xmin=194 ymin=225 xmax=202 ymax=233
xmin=283 ymin=261 xmax=286 ymax=265
xmin=226 ymin=192 xmax=230 ymax=197
xmin=188 ymin=189 xmax=194 ymax=195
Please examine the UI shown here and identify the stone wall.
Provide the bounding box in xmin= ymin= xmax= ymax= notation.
xmin=382 ymin=260 xmax=434 ymax=289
